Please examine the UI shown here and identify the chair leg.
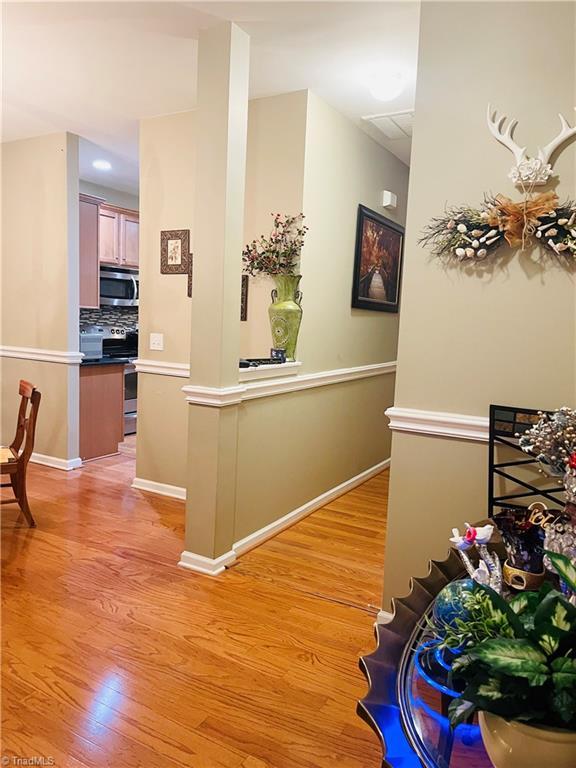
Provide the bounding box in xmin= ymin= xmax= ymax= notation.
xmin=13 ymin=471 xmax=36 ymax=528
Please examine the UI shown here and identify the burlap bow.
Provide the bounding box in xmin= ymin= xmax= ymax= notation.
xmin=487 ymin=191 xmax=559 ymax=248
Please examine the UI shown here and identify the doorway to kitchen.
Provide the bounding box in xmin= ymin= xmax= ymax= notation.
xmin=78 ymin=136 xmax=140 ymax=479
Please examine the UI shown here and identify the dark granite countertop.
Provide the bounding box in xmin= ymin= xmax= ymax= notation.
xmin=81 ymin=356 xmax=132 ymax=367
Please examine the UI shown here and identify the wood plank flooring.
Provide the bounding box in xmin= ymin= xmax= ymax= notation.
xmin=2 ymin=440 xmax=388 ymax=767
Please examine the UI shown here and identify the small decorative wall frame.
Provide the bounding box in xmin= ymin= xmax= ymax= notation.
xmin=187 ymin=255 xmax=193 ymax=298
xmin=420 ymin=105 xmax=576 ymax=262
xmin=161 ymin=230 xmax=190 ymax=274
xmin=240 ymin=275 xmax=249 ymax=321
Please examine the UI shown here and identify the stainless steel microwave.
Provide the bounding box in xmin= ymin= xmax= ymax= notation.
xmin=100 ymin=267 xmax=139 ymax=306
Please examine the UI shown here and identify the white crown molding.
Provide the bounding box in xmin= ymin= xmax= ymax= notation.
xmin=0 ymin=346 xmax=84 ymax=365
xmin=30 ymin=453 xmax=82 ymax=471
xmin=133 ymin=359 xmax=190 ymax=378
xmin=386 ymin=406 xmax=489 ymax=442
xmin=183 ymin=361 xmax=396 ymax=407
xmin=233 ymin=458 xmax=390 ymax=556
xmin=178 ymin=549 xmax=236 ymax=576
xmin=132 ymin=477 xmax=186 ymax=500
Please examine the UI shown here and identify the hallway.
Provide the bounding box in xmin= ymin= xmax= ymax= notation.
xmin=1 ymin=452 xmax=387 ymax=767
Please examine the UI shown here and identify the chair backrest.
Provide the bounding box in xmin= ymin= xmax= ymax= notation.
xmin=10 ymin=380 xmax=41 ymax=464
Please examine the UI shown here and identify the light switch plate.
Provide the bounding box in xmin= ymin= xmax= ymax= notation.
xmin=149 ymin=332 xmax=164 ymax=351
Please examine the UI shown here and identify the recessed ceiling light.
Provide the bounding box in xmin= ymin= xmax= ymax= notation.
xmin=366 ymin=68 xmax=407 ymax=102
xmin=92 ymin=159 xmax=112 ymax=171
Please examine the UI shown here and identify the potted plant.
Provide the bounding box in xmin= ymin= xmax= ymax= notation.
xmin=437 ymin=551 xmax=576 ymax=768
xmin=242 ymin=213 xmax=308 ymax=361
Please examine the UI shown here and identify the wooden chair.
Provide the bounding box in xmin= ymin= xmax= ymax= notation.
xmin=1 ymin=380 xmax=41 ymax=527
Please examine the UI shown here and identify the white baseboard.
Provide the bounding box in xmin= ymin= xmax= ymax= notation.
xmin=376 ymin=609 xmax=394 ymax=625
xmin=132 ymin=477 xmax=186 ymax=500
xmin=30 ymin=453 xmax=82 ymax=471
xmin=232 ymin=457 xmax=391 ymax=556
xmin=178 ymin=549 xmax=236 ymax=576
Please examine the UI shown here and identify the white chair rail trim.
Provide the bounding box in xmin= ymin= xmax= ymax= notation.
xmin=386 ymin=406 xmax=489 ymax=442
xmin=0 ymin=346 xmax=84 ymax=365
xmin=133 ymin=359 xmax=190 ymax=378
xmin=183 ymin=361 xmax=397 ymax=407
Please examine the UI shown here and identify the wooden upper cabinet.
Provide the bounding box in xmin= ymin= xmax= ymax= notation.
xmin=120 ymin=211 xmax=139 ymax=267
xmin=79 ymin=194 xmax=101 ymax=308
xmin=98 ymin=205 xmax=139 ymax=268
xmin=99 ymin=206 xmax=121 ymax=265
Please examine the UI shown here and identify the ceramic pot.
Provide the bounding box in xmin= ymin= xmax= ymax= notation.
xmin=268 ymin=274 xmax=302 ymax=361
xmin=479 ymin=712 xmax=576 ymax=768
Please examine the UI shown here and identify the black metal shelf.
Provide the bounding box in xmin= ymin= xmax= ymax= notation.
xmin=488 ymin=404 xmax=564 ymax=518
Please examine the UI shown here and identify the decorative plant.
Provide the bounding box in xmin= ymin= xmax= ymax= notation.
xmin=242 ymin=213 xmax=308 ymax=276
xmin=439 ymin=551 xmax=576 ymax=730
xmin=519 ymin=407 xmax=576 ymax=477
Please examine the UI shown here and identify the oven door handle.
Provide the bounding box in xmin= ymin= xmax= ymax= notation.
xmin=130 ymin=275 xmax=138 ymax=302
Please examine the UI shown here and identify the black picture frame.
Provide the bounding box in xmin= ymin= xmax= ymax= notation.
xmin=351 ymin=204 xmax=404 ymax=313
xmin=161 ymin=229 xmax=190 ymax=275
xmin=240 ymin=275 xmax=249 ymax=321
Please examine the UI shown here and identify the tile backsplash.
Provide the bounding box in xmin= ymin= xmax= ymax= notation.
xmin=80 ymin=306 xmax=139 ymax=331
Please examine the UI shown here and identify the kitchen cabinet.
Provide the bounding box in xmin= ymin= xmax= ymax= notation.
xmin=99 ymin=206 xmax=120 ymax=265
xmin=99 ymin=205 xmax=139 ymax=268
xmin=79 ymin=194 xmax=102 ymax=308
xmin=120 ymin=211 xmax=140 ymax=267
xmin=79 ymin=363 xmax=125 ymax=460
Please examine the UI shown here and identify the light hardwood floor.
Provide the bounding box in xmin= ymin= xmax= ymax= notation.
xmin=1 ymin=439 xmax=388 ymax=767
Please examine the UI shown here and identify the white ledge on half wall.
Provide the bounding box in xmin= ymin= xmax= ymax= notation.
xmin=183 ymin=361 xmax=397 ymax=407
xmin=239 ymin=360 xmax=302 ymax=382
xmin=385 ymin=406 xmax=489 ymax=442
xmin=133 ymin=359 xmax=191 ymax=378
xmin=0 ymin=346 xmax=84 ymax=364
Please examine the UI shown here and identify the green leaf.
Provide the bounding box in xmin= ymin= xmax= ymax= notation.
xmin=451 ymin=653 xmax=475 ymax=673
xmin=552 ymin=657 xmax=576 ymax=691
xmin=534 ymin=627 xmax=563 ymax=655
xmin=533 ymin=590 xmax=576 ymax=630
xmin=448 ymin=697 xmax=476 ymax=727
xmin=551 ymin=602 xmax=571 ymax=632
xmin=477 ymin=677 xmax=504 ymax=701
xmin=473 ymin=639 xmax=549 ymax=686
xmin=545 ymin=550 xmax=576 ymax=591
xmin=509 ymin=592 xmax=536 ymax=615
xmin=474 ymin=583 xmax=525 ymax=637
xmin=551 ymin=688 xmax=576 ymax=724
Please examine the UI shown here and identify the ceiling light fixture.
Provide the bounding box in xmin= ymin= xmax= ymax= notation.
xmin=366 ymin=68 xmax=407 ymax=102
xmin=92 ymin=159 xmax=112 ymax=171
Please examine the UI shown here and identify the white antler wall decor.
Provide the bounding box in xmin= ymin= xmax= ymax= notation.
xmin=487 ymin=104 xmax=576 ymax=187
xmin=420 ymin=105 xmax=576 ymax=263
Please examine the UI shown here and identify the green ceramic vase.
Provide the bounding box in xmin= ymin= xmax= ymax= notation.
xmin=268 ymin=274 xmax=303 ymax=361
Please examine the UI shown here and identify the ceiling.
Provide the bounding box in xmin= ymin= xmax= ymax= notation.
xmin=3 ymin=2 xmax=420 ymax=194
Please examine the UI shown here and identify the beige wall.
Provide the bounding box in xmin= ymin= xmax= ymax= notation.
xmin=79 ymin=180 xmax=139 ymax=211
xmin=241 ymin=91 xmax=308 ymax=358
xmin=233 ymin=91 xmax=408 ymax=543
xmin=383 ymin=1 xmax=576 ymax=607
xmin=135 ymin=111 xmax=195 ymax=488
xmin=301 ymin=91 xmax=409 ymax=373
xmin=1 ymin=132 xmax=80 ymax=460
xmin=234 ymin=374 xmax=395 ymax=541
xmin=2 ymin=133 xmax=78 ymax=350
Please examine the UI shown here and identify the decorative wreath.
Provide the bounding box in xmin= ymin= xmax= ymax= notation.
xmin=420 ymin=106 xmax=576 ymax=262
xmin=420 ymin=193 xmax=576 ymax=261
